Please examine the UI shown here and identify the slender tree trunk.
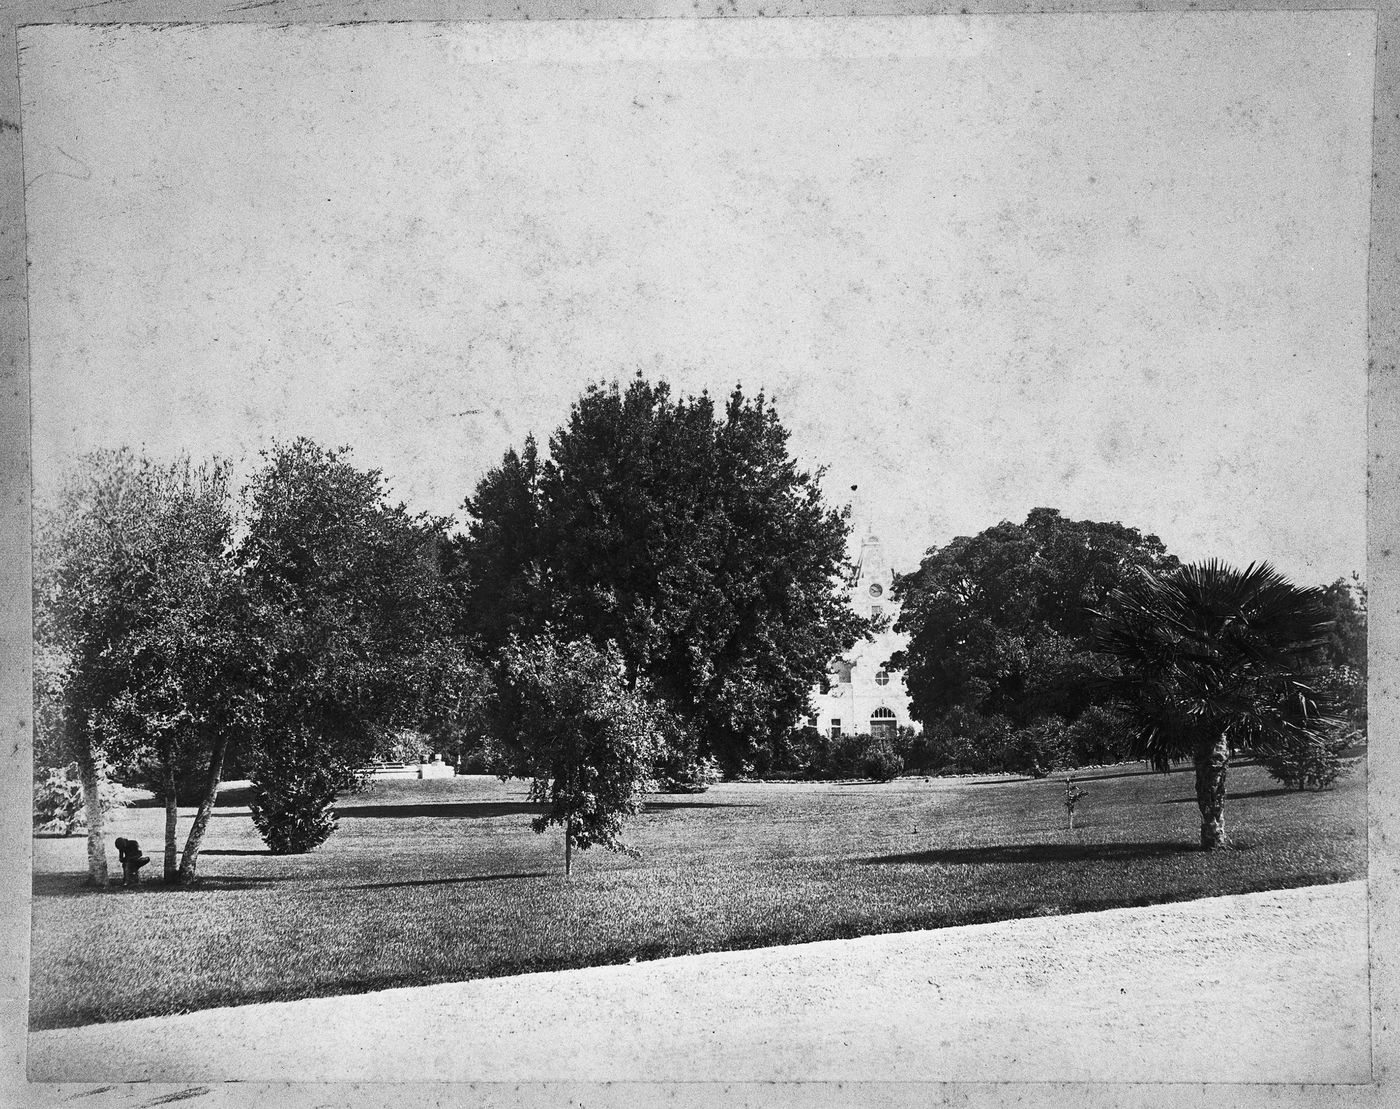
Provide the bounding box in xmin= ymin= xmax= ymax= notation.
xmin=75 ymin=743 xmax=108 ymax=887
xmin=162 ymin=757 xmax=179 ymax=882
xmin=178 ymin=727 xmax=230 ymax=884
xmin=565 ymin=815 xmax=573 ymax=878
xmin=1194 ymin=733 xmax=1231 ymax=850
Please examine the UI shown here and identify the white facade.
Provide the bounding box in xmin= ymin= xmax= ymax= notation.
xmin=808 ymin=533 xmax=918 ymax=740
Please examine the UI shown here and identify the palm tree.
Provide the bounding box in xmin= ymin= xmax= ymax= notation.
xmin=1095 ymin=560 xmax=1339 ymax=850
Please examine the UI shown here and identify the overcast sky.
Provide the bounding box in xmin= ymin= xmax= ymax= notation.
xmin=19 ymin=13 xmax=1373 ymax=584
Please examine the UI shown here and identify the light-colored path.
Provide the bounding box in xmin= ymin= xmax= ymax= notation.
xmin=29 ymin=882 xmax=1370 ymax=1085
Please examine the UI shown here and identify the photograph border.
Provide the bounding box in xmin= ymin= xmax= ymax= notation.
xmin=1 ymin=3 xmax=1393 ymax=1107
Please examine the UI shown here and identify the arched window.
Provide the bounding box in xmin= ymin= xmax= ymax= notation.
xmin=870 ymin=706 xmax=897 ymax=740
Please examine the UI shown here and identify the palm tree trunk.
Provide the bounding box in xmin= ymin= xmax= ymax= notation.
xmin=76 ymin=743 xmax=108 ymax=887
xmin=565 ymin=815 xmax=573 ymax=878
xmin=162 ymin=759 xmax=179 ymax=882
xmin=178 ymin=727 xmax=230 ymax=883
xmin=1194 ymin=734 xmax=1231 ymax=850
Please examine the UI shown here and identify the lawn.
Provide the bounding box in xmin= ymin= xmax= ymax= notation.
xmin=29 ymin=758 xmax=1367 ymax=1030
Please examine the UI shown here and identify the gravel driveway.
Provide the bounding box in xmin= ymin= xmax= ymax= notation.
xmin=28 ymin=881 xmax=1370 ymax=1085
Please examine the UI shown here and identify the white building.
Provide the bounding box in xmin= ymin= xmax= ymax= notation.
xmin=808 ymin=532 xmax=918 ymax=741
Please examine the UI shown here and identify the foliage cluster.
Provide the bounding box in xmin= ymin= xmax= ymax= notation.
xmin=755 ymin=728 xmax=907 ymax=782
xmin=891 ymin=508 xmax=1180 ymax=729
xmin=887 ymin=510 xmax=1365 ymax=811
xmin=36 ymin=376 xmax=870 ymax=880
xmin=1255 ymin=732 xmax=1354 ymax=792
xmin=32 ymin=760 xmax=132 ymax=836
xmin=1096 ymin=559 xmax=1343 ymax=848
xmin=492 ymin=635 xmax=667 ymax=871
xmin=33 ymin=441 xmax=480 ymax=878
xmin=453 ymin=375 xmax=869 ymax=779
xmin=33 ymin=376 xmax=1366 ymax=882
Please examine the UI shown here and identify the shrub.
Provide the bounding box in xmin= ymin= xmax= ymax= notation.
xmin=1061 ymin=705 xmax=1132 ymax=767
xmin=1258 ymin=730 xmax=1353 ymax=792
xmin=763 ymin=727 xmax=823 ymax=779
xmin=800 ymin=730 xmax=872 ymax=780
xmin=249 ymin=733 xmax=366 ymax=854
xmin=1320 ymin=664 xmax=1366 ymax=739
xmin=654 ymin=752 xmax=722 ymax=794
xmin=1000 ymin=716 xmax=1070 ymax=778
xmin=917 ymin=709 xmax=1013 ymax=775
xmin=456 ymin=742 xmax=496 ymax=775
xmin=33 ymin=761 xmax=131 ymax=835
xmin=378 ymin=731 xmax=434 ymax=765
xmin=859 ymin=739 xmax=904 ymax=782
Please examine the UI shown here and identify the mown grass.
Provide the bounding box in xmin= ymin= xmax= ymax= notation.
xmin=29 ymin=758 xmax=1366 ymax=1030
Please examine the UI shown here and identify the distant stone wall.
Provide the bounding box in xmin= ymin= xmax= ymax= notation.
xmin=366 ymin=756 xmax=455 ymax=781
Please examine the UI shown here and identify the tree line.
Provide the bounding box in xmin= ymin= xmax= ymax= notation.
xmin=887 ymin=510 xmax=1364 ymax=785
xmin=34 ymin=375 xmax=1364 ymax=881
xmin=35 ymin=377 xmax=870 ymax=883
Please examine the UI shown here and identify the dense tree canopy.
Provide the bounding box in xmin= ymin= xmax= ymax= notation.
xmin=240 ymin=439 xmax=468 ymax=853
xmin=1318 ymin=573 xmax=1367 ymax=674
xmin=889 ymin=508 xmax=1180 ymax=738
xmin=455 ymin=376 xmax=870 ymax=773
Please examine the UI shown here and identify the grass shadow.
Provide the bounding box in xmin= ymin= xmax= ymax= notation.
xmin=332 ymin=801 xmax=544 ymax=820
xmin=642 ymin=800 xmax=757 ymax=811
xmin=344 ymin=871 xmax=551 ymax=891
xmin=960 ymin=777 xmax=1034 ymax=786
xmin=32 ymin=871 xmax=288 ymax=897
xmin=962 ymin=764 xmax=1175 ymax=785
xmin=1162 ymin=788 xmax=1295 ymax=805
xmin=863 ymin=841 xmax=1200 ymax=866
xmin=198 ymin=848 xmax=276 ymax=856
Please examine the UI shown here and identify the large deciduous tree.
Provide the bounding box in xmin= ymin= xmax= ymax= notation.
xmin=240 ymin=439 xmax=462 ymax=854
xmin=1095 ymin=559 xmax=1339 ymax=850
xmin=456 ymin=376 xmax=869 ymax=774
xmin=889 ymin=508 xmax=1179 ymax=751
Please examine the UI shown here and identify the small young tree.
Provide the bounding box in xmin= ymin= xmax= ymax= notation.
xmin=1256 ymin=730 xmax=1352 ymax=791
xmin=493 ymin=634 xmax=667 ymax=875
xmin=1063 ymin=777 xmax=1087 ymax=830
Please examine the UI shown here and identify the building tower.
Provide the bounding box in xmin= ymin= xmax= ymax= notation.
xmin=807 ymin=531 xmax=918 ymax=742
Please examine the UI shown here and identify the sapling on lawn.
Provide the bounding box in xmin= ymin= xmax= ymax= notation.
xmin=493 ymin=634 xmax=668 ymax=876
xmin=1064 ymin=777 xmax=1087 ymax=830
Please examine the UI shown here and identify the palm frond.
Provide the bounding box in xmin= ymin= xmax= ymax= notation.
xmin=1092 ymin=558 xmax=1338 ymax=762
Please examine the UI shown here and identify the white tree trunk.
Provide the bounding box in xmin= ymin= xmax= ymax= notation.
xmin=77 ymin=749 xmax=108 ymax=886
